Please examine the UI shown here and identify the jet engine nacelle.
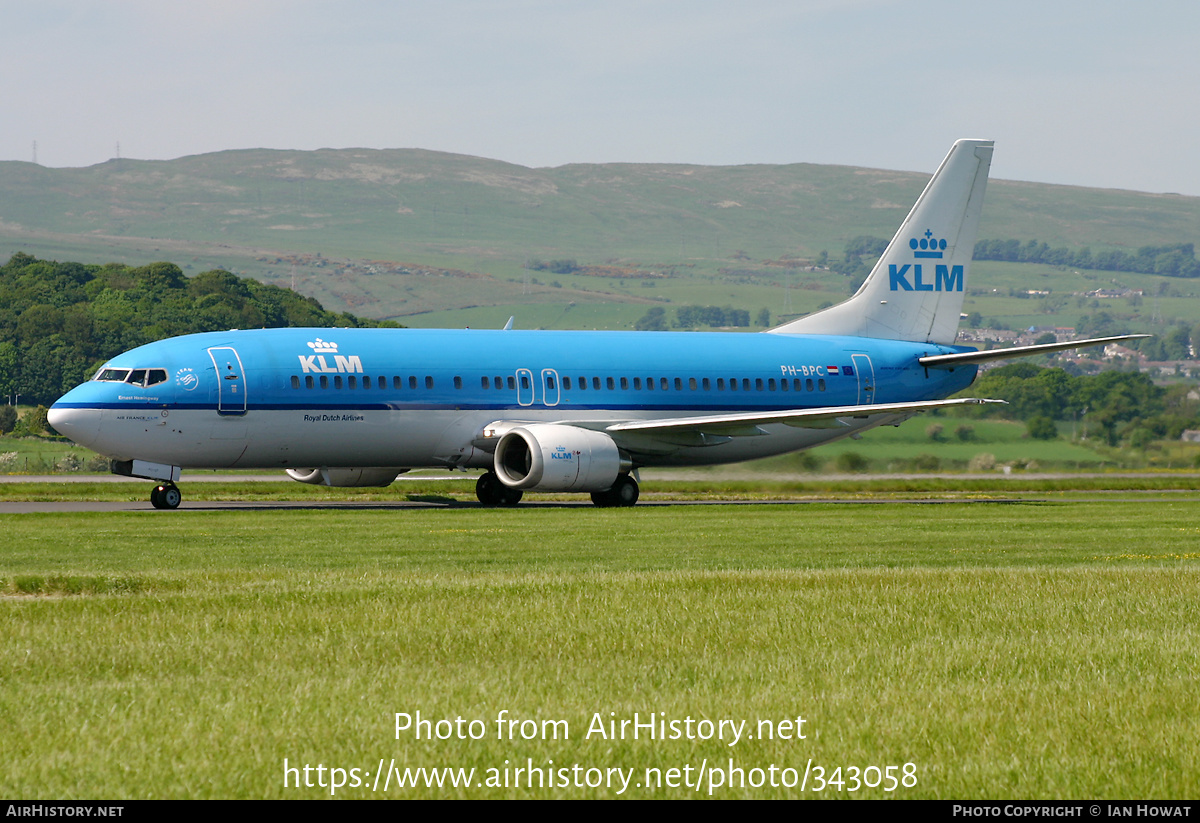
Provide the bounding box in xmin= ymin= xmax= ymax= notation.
xmin=285 ymin=467 xmax=405 ymax=487
xmin=493 ymin=424 xmax=628 ymax=491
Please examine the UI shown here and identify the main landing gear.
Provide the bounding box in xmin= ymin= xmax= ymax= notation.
xmin=475 ymin=471 xmax=641 ymax=507
xmin=590 ymin=474 xmax=639 ymax=508
xmin=150 ymin=482 xmax=182 ymax=510
xmin=475 ymin=471 xmax=523 ymax=507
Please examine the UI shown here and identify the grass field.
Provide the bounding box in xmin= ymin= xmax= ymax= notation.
xmin=3 ymin=495 xmax=1199 ymax=799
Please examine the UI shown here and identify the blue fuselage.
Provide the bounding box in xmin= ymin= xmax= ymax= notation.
xmin=49 ymin=327 xmax=978 ymax=470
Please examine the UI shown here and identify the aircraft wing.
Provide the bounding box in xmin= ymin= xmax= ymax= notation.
xmin=602 ymin=397 xmax=1005 ymax=438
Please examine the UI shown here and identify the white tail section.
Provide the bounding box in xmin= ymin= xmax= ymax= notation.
xmin=769 ymin=139 xmax=993 ymax=344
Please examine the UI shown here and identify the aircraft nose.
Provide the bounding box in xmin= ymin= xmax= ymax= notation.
xmin=47 ymin=403 xmax=101 ymax=446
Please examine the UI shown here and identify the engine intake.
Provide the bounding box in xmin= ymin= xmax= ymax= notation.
xmin=493 ymin=424 xmax=628 ymax=492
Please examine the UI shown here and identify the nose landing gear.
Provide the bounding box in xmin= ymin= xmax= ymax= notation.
xmin=150 ymin=483 xmax=182 ymax=509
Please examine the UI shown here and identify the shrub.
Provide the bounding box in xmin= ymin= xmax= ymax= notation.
xmin=1027 ymin=416 xmax=1058 ymax=440
xmin=834 ymin=452 xmax=870 ymax=473
xmin=968 ymin=453 xmax=997 ymax=472
xmin=910 ymin=453 xmax=941 ymax=472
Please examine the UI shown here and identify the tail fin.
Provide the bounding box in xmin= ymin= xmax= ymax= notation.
xmin=769 ymin=139 xmax=993 ymax=344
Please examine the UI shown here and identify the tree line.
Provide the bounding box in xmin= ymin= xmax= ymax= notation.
xmin=634 ymin=305 xmax=757 ymax=330
xmin=0 ymin=253 xmax=398 ymax=407
xmin=974 ymin=239 xmax=1200 ymax=278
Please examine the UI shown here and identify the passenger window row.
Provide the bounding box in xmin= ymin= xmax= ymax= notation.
xmin=290 ymin=374 xmax=435 ymax=390
xmin=290 ymin=373 xmax=827 ymax=393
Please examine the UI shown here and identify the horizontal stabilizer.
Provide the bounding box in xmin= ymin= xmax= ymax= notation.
xmin=919 ymin=334 xmax=1151 ymax=368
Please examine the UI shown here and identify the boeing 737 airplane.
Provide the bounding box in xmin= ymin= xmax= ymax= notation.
xmin=48 ymin=140 xmax=1144 ymax=508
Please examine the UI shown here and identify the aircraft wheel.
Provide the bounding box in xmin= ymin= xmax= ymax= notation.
xmin=611 ymin=475 xmax=639 ymax=507
xmin=591 ymin=475 xmax=639 ymax=508
xmin=151 ymin=483 xmax=182 ymax=510
xmin=476 ymin=472 xmax=522 ymax=507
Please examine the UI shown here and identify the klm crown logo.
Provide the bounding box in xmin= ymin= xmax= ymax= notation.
xmin=909 ymin=229 xmax=947 ymax=259
xmin=308 ymin=338 xmax=339 ymax=353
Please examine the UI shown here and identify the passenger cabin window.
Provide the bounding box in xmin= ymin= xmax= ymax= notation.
xmin=291 ymin=375 xmax=300 ymax=389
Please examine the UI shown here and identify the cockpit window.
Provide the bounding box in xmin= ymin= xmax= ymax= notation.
xmin=94 ymin=367 xmax=169 ymax=387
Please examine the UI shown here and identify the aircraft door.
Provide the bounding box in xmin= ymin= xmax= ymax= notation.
xmin=541 ymin=369 xmax=560 ymax=407
xmin=516 ymin=368 xmax=534 ymax=406
xmin=207 ymin=346 xmax=248 ymax=416
xmin=851 ymin=354 xmax=876 ymax=405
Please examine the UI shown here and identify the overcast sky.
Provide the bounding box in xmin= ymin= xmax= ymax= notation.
xmin=4 ymin=0 xmax=1199 ymax=195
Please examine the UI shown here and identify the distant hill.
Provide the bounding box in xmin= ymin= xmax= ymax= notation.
xmin=3 ymin=148 xmax=1200 ymax=328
